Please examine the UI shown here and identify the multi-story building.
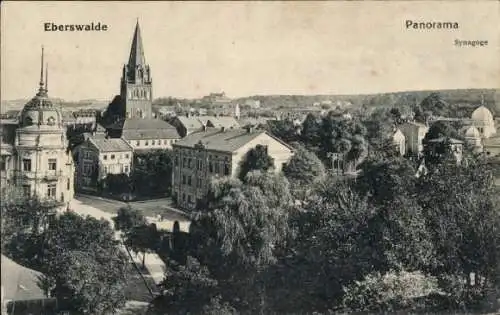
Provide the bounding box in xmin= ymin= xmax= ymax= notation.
xmin=0 ymin=48 xmax=74 ymax=210
xmin=172 ymin=127 xmax=294 ymax=210
xmin=74 ymin=137 xmax=133 ymax=191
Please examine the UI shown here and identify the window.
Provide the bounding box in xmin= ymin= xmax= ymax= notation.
xmin=111 ymin=154 xmax=115 ymax=160
xmin=188 ymin=176 xmax=192 ymax=186
xmin=209 ymin=162 xmax=213 ymax=173
xmin=0 ymin=157 xmax=6 ymax=171
xmin=224 ymin=164 xmax=230 ymax=176
xmin=198 ymin=160 xmax=202 ymax=170
xmin=183 ymin=158 xmax=187 ymax=168
xmin=136 ymin=141 xmax=140 ymax=146
xmin=124 ymin=165 xmax=129 ymax=173
xmin=23 ymin=159 xmax=31 ymax=171
xmin=188 ymin=158 xmax=192 ymax=168
xmin=182 ymin=175 xmax=186 ymax=185
xmin=103 ymin=155 xmax=108 ymax=160
xmin=197 ymin=178 xmax=203 ymax=187
xmin=175 ymin=156 xmax=179 ymax=166
xmin=188 ymin=195 xmax=192 ymax=203
xmin=152 ymin=140 xmax=156 ymax=145
xmin=214 ymin=163 xmax=219 ymax=173
xmin=47 ymin=183 xmax=56 ymax=198
xmin=104 ymin=166 xmax=108 ymax=174
xmin=48 ymin=158 xmax=57 ymax=170
xmin=145 ymin=141 xmax=149 ymax=146
xmin=182 ymin=193 xmax=186 ymax=202
xmin=67 ymin=179 xmax=71 ymax=190
xmin=125 ymin=154 xmax=130 ymax=159
xmin=22 ymin=184 xmax=30 ymax=197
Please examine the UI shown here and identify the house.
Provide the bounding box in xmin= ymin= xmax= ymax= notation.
xmin=171 ymin=127 xmax=294 ymax=210
xmin=74 ymin=137 xmax=133 ymax=191
xmin=169 ymin=115 xmax=205 ymax=138
xmin=392 ymin=129 xmax=406 ymax=156
xmin=1 ymin=255 xmax=59 ymax=315
xmin=399 ymin=121 xmax=429 ymax=155
xmin=198 ymin=116 xmax=240 ymax=130
xmin=107 ymin=118 xmax=180 ymax=151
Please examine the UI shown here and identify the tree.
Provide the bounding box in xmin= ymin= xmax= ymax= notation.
xmin=112 ymin=206 xmax=147 ymax=233
xmin=131 ymin=150 xmax=174 ymax=197
xmin=104 ymin=173 xmax=132 ymax=196
xmin=124 ymin=223 xmax=160 ymax=268
xmin=283 ymin=145 xmax=325 ymax=199
xmin=238 ymin=145 xmax=275 ymax=180
xmin=7 ymin=212 xmax=129 ymax=314
xmin=319 ymin=113 xmax=369 ymax=172
xmin=147 ymin=257 xmax=227 ymax=315
xmin=189 ymin=172 xmax=293 ymax=312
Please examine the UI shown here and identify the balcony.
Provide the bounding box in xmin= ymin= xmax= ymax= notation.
xmin=14 ymin=170 xmax=63 ymax=181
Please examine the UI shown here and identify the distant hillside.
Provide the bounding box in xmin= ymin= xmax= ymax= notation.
xmin=1 ymin=98 xmax=109 ymax=113
xmin=234 ymin=88 xmax=500 ymax=115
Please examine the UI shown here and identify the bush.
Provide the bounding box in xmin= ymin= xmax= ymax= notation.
xmin=342 ymin=270 xmax=439 ymax=313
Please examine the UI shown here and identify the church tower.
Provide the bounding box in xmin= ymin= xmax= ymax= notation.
xmin=120 ymin=21 xmax=153 ymax=119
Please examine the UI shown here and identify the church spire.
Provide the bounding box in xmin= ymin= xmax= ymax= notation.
xmin=128 ymin=20 xmax=146 ymax=67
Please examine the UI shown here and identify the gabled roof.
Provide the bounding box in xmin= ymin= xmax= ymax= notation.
xmin=88 ymin=137 xmax=133 ymax=152
xmin=108 ymin=117 xmax=176 ymax=131
xmin=173 ymin=127 xmax=292 ymax=153
xmin=209 ymin=116 xmax=240 ymax=129
xmin=174 ymin=116 xmax=204 ymax=130
xmin=1 ymin=255 xmax=46 ymax=301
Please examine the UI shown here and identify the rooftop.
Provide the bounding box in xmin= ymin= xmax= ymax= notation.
xmin=1 ymin=255 xmax=46 ymax=301
xmin=88 ymin=137 xmax=133 ymax=152
xmin=174 ymin=127 xmax=266 ymax=153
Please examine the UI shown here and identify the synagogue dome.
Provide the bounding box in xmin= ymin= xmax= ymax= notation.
xmin=471 ymin=106 xmax=494 ymax=124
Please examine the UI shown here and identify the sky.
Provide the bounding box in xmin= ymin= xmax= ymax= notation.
xmin=1 ymin=1 xmax=499 ymax=101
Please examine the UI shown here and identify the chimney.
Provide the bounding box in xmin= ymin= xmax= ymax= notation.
xmin=246 ymin=126 xmax=253 ymax=133
xmin=202 ymin=125 xmax=207 ymax=132
xmin=221 ymin=126 xmax=226 ymax=132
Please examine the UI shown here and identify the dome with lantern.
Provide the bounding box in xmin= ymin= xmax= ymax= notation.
xmin=19 ymin=49 xmax=63 ymax=130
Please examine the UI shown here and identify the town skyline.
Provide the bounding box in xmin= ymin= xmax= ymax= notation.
xmin=2 ymin=1 xmax=499 ymax=101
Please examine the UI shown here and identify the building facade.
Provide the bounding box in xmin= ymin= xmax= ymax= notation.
xmin=74 ymin=137 xmax=133 ymax=191
xmin=172 ymin=127 xmax=294 ymax=210
xmin=0 ymin=49 xmax=74 ymax=209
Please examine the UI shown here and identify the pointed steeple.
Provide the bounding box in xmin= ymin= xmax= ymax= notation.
xmin=37 ymin=46 xmax=47 ymax=96
xmin=45 ymin=63 xmax=48 ymax=93
xmin=128 ymin=20 xmax=146 ymax=67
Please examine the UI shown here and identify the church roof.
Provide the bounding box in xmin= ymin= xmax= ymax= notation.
xmin=108 ymin=118 xmax=180 ymax=140
xmin=128 ymin=21 xmax=146 ymax=67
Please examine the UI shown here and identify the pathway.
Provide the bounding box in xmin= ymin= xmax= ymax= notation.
xmin=69 ymin=198 xmax=167 ymax=285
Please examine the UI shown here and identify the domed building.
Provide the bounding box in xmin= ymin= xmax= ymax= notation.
xmin=463 ymin=125 xmax=483 ymax=151
xmin=471 ymin=104 xmax=496 ymax=138
xmin=0 ymin=48 xmax=74 ymax=209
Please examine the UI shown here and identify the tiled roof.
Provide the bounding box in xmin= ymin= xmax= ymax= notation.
xmin=122 ymin=128 xmax=180 ymax=140
xmin=173 ymin=127 xmax=267 ymax=153
xmin=175 ymin=116 xmax=204 ymax=130
xmin=1 ymin=255 xmax=46 ymax=301
xmin=109 ymin=118 xmax=176 ymax=131
xmin=209 ymin=116 xmax=240 ymax=129
xmin=88 ymin=137 xmax=132 ymax=152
